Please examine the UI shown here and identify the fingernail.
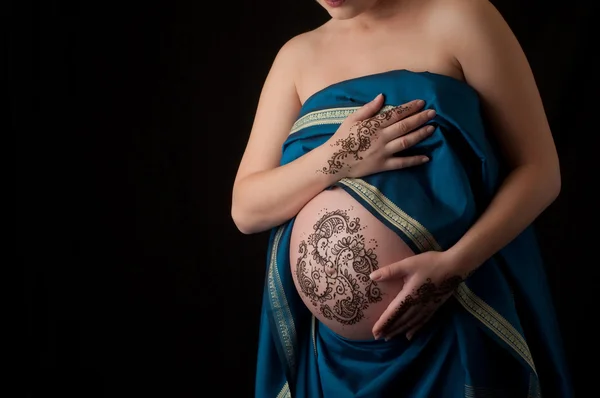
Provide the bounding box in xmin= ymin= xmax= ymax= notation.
xmin=369 ymin=271 xmax=381 ymax=281
xmin=416 ymin=99 xmax=425 ymax=106
xmin=376 ymin=93 xmax=383 ymax=99
xmin=426 ymin=125 xmax=435 ymax=134
xmin=427 ymin=110 xmax=436 ymax=118
xmin=421 ymin=156 xmax=430 ymax=163
xmin=406 ymin=334 xmax=412 ymax=341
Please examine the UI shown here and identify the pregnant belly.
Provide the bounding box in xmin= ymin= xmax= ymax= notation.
xmin=290 ymin=186 xmax=415 ymax=340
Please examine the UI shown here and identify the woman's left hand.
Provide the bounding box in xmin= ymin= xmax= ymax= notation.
xmin=369 ymin=250 xmax=468 ymax=341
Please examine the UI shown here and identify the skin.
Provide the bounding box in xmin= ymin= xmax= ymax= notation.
xmin=232 ymin=0 xmax=560 ymax=341
xmin=289 ymin=101 xmax=435 ymax=339
xmin=294 ymin=207 xmax=383 ymax=326
xmin=319 ymin=104 xmax=426 ymax=175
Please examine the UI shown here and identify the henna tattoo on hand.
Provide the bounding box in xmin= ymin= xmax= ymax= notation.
xmin=380 ymin=276 xmax=463 ymax=332
xmin=318 ymin=105 xmax=411 ymax=175
xmin=295 ymin=209 xmax=382 ymax=325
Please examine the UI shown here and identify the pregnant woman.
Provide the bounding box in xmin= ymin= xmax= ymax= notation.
xmin=289 ymin=102 xmax=435 ymax=341
xmin=231 ymin=0 xmax=573 ymax=397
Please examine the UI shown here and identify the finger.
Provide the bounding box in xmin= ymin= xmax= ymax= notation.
xmin=372 ymin=288 xmax=416 ymax=337
xmin=347 ymin=93 xmax=386 ymax=122
xmin=369 ymin=261 xmax=406 ymax=282
xmin=379 ymin=305 xmax=421 ymax=339
xmin=368 ymin=99 xmax=426 ymax=129
xmin=384 ymin=109 xmax=437 ymax=140
xmin=372 ymin=295 xmax=409 ymax=338
xmin=382 ymin=155 xmax=430 ymax=171
xmin=406 ymin=311 xmax=436 ymax=340
xmin=384 ymin=124 xmax=435 ymax=155
xmin=386 ymin=308 xmax=432 ymax=340
xmin=377 ymin=306 xmax=419 ymax=340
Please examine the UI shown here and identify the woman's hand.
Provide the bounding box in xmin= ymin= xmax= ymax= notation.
xmin=369 ymin=251 xmax=468 ymax=341
xmin=318 ymin=94 xmax=437 ymax=178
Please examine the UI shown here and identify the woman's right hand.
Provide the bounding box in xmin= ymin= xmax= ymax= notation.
xmin=318 ymin=94 xmax=436 ymax=179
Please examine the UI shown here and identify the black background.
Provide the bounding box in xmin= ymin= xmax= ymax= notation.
xmin=16 ymin=0 xmax=591 ymax=396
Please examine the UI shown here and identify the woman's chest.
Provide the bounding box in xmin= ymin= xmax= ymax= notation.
xmin=295 ymin=35 xmax=462 ymax=105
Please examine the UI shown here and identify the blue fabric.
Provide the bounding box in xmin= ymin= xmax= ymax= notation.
xmin=255 ymin=70 xmax=572 ymax=398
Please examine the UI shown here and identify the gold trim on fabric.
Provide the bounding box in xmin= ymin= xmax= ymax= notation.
xmin=311 ymin=315 xmax=318 ymax=358
xmin=268 ymin=226 xmax=298 ymax=373
xmin=465 ymin=384 xmax=515 ymax=397
xmin=455 ymin=284 xmax=537 ymax=374
xmin=290 ymin=105 xmax=395 ymax=135
xmin=464 ymin=375 xmax=541 ymax=398
xmin=335 ymin=177 xmax=536 ymax=375
xmin=337 ymin=178 xmax=442 ymax=252
xmin=466 ymin=384 xmax=504 ymax=397
xmin=276 ymin=382 xmax=291 ymax=398
xmin=528 ymin=373 xmax=542 ymax=398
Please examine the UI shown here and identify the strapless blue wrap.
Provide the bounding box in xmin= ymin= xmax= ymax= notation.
xmin=255 ymin=70 xmax=572 ymax=398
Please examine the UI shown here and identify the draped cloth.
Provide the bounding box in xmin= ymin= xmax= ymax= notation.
xmin=255 ymin=70 xmax=573 ymax=398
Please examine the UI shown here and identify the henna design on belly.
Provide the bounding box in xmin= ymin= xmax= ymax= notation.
xmin=295 ymin=209 xmax=382 ymax=325
xmin=319 ymin=105 xmax=411 ymax=175
xmin=380 ymin=276 xmax=464 ymax=331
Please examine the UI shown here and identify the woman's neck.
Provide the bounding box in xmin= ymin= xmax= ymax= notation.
xmin=329 ymin=0 xmax=418 ymax=34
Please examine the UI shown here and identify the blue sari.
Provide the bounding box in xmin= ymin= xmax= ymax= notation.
xmin=255 ymin=70 xmax=573 ymax=398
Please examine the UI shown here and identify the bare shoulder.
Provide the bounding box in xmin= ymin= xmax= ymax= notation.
xmin=232 ymin=26 xmax=328 ymax=183
xmin=273 ymin=26 xmax=324 ymax=79
xmin=424 ymin=0 xmax=554 ymax=171
xmin=426 ymin=0 xmax=503 ymax=28
xmin=424 ymin=0 xmax=512 ymax=52
xmin=277 ymin=31 xmax=312 ymax=62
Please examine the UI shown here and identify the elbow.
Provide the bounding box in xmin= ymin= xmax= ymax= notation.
xmin=231 ymin=184 xmax=266 ymax=234
xmin=231 ymin=203 xmax=262 ymax=235
xmin=231 ymin=206 xmax=255 ymax=235
xmin=521 ymin=157 xmax=561 ymax=204
xmin=231 ymin=184 xmax=253 ymax=234
xmin=539 ymin=162 xmax=561 ymax=205
xmin=548 ymin=155 xmax=562 ymax=201
xmin=548 ymin=169 xmax=561 ymax=202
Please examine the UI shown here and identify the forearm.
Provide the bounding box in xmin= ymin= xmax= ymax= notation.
xmin=446 ymin=164 xmax=561 ymax=274
xmin=231 ymin=144 xmax=338 ymax=234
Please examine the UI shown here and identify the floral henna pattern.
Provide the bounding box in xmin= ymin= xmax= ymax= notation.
xmin=379 ymin=276 xmax=464 ymax=331
xmin=319 ymin=105 xmax=412 ymax=174
xmin=295 ymin=209 xmax=382 ymax=325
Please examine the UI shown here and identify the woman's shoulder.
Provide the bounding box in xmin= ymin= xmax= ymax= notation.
xmin=423 ymin=0 xmax=513 ymax=60
xmin=424 ymin=0 xmax=505 ymax=35
xmin=270 ymin=24 xmax=330 ymax=83
xmin=276 ymin=23 xmax=328 ymax=61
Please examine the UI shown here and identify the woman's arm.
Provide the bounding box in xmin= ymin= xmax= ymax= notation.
xmin=369 ymin=0 xmax=562 ymax=340
xmin=231 ymin=36 xmax=340 ymax=234
xmin=438 ymin=0 xmax=561 ymax=273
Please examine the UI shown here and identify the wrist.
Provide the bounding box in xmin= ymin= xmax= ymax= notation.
xmin=314 ymin=141 xmax=347 ymax=183
xmin=443 ymin=245 xmax=482 ymax=277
